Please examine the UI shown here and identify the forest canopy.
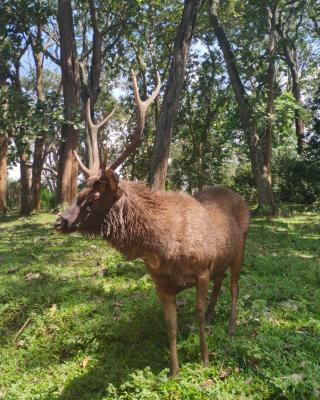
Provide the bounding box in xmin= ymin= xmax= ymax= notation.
xmin=0 ymin=0 xmax=320 ymax=215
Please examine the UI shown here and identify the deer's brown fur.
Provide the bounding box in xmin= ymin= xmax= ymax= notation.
xmin=55 ymin=70 xmax=250 ymax=377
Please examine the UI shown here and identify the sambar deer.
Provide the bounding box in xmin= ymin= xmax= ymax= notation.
xmin=55 ymin=70 xmax=250 ymax=377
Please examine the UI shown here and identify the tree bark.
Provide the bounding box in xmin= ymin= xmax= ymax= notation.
xmin=209 ymin=0 xmax=277 ymax=215
xmin=20 ymin=149 xmax=32 ymax=215
xmin=276 ymin=22 xmax=305 ymax=154
xmin=57 ymin=0 xmax=80 ymax=204
xmin=31 ymin=136 xmax=45 ymax=210
xmin=148 ymin=0 xmax=202 ymax=190
xmin=31 ymin=25 xmax=46 ymax=211
xmin=285 ymin=47 xmax=304 ymax=154
xmin=0 ymin=135 xmax=8 ymax=214
xmin=264 ymin=7 xmax=277 ymax=186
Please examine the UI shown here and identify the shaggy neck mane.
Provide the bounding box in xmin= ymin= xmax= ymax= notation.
xmin=101 ymin=181 xmax=165 ymax=253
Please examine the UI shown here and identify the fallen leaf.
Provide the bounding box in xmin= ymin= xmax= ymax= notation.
xmin=26 ymin=272 xmax=41 ymax=282
xmin=50 ymin=304 xmax=57 ymax=316
xmin=200 ymin=378 xmax=214 ymax=388
xmin=81 ymin=356 xmax=91 ymax=369
xmin=219 ymin=369 xmax=231 ymax=380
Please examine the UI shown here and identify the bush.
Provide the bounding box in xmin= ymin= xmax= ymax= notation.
xmin=273 ymin=152 xmax=320 ymax=204
xmin=40 ymin=188 xmax=56 ymax=210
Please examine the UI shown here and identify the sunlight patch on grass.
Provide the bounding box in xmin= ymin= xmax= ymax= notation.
xmin=0 ymin=211 xmax=320 ymax=399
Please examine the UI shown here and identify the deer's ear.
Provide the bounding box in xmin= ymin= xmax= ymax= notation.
xmin=104 ymin=169 xmax=122 ymax=198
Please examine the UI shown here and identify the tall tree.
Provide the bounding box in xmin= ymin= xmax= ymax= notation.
xmin=276 ymin=4 xmax=305 ymax=154
xmin=148 ymin=0 xmax=203 ymax=190
xmin=0 ymin=134 xmax=8 ymax=214
xmin=31 ymin=24 xmax=47 ymax=210
xmin=56 ymin=0 xmax=80 ymax=204
xmin=209 ymin=0 xmax=277 ymax=215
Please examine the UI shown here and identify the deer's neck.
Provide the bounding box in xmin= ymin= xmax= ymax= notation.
xmin=101 ymin=182 xmax=164 ymax=257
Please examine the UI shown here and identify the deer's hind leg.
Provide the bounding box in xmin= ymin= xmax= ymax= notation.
xmin=195 ymin=270 xmax=210 ymax=367
xmin=206 ymin=272 xmax=225 ymax=324
xmin=228 ymin=235 xmax=246 ymax=336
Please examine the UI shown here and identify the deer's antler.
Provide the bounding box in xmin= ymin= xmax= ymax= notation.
xmin=108 ymin=70 xmax=161 ymax=171
xmin=74 ymin=98 xmax=116 ymax=177
xmin=74 ymin=69 xmax=161 ymax=177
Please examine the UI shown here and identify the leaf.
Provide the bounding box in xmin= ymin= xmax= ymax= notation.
xmin=25 ymin=272 xmax=41 ymax=282
xmin=219 ymin=369 xmax=231 ymax=380
xmin=200 ymin=378 xmax=215 ymax=388
xmin=81 ymin=356 xmax=91 ymax=369
xmin=49 ymin=304 xmax=57 ymax=316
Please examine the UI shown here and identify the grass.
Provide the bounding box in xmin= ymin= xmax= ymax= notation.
xmin=0 ymin=210 xmax=319 ymax=399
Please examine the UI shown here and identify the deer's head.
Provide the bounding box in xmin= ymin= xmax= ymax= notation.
xmin=55 ymin=70 xmax=160 ymax=234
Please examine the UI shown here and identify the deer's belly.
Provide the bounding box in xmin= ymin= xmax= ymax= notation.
xmin=145 ymin=257 xmax=208 ymax=294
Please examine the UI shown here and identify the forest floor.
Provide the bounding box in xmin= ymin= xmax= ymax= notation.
xmin=0 ymin=210 xmax=320 ymax=399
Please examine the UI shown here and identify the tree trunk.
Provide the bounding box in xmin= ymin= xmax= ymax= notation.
xmin=264 ymin=7 xmax=277 ymax=186
xmin=275 ymin=25 xmax=304 ymax=154
xmin=289 ymin=50 xmax=304 ymax=154
xmin=57 ymin=0 xmax=80 ymax=204
xmin=31 ymin=25 xmax=46 ymax=211
xmin=209 ymin=0 xmax=277 ymax=215
xmin=148 ymin=0 xmax=202 ymax=190
xmin=31 ymin=136 xmax=45 ymax=210
xmin=20 ymin=149 xmax=32 ymax=215
xmin=0 ymin=135 xmax=8 ymax=214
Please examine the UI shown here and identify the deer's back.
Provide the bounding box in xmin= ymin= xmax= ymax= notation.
xmin=194 ymin=186 xmax=250 ymax=236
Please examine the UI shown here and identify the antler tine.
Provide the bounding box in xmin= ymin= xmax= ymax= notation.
xmin=85 ymin=98 xmax=94 ymax=130
xmin=74 ymin=150 xmax=90 ymax=176
xmin=108 ymin=70 xmax=161 ymax=171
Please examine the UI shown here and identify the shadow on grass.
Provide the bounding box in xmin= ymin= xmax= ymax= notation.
xmin=1 ymin=213 xmax=319 ymax=399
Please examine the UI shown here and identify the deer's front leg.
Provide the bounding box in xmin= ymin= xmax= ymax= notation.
xmin=196 ymin=270 xmax=210 ymax=367
xmin=157 ymin=289 xmax=179 ymax=377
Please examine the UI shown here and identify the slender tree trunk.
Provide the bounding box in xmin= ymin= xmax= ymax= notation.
xmin=31 ymin=136 xmax=45 ymax=210
xmin=289 ymin=50 xmax=304 ymax=154
xmin=209 ymin=0 xmax=277 ymax=215
xmin=20 ymin=149 xmax=32 ymax=215
xmin=276 ymin=26 xmax=304 ymax=154
xmin=57 ymin=0 xmax=80 ymax=204
xmin=264 ymin=7 xmax=277 ymax=185
xmin=148 ymin=0 xmax=202 ymax=190
xmin=31 ymin=25 xmax=46 ymax=210
xmin=0 ymin=135 xmax=8 ymax=214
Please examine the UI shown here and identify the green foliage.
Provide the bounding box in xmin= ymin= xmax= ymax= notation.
xmin=0 ymin=212 xmax=320 ymax=399
xmin=40 ymin=188 xmax=56 ymax=210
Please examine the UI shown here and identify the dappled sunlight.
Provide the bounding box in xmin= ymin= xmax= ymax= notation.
xmin=1 ymin=212 xmax=320 ymax=399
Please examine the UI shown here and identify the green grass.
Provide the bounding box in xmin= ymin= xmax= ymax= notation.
xmin=0 ymin=211 xmax=319 ymax=399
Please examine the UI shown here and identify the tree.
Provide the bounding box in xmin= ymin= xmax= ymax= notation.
xmin=56 ymin=0 xmax=80 ymax=204
xmin=0 ymin=134 xmax=8 ymax=214
xmin=208 ymin=0 xmax=277 ymax=215
xmin=148 ymin=0 xmax=203 ymax=190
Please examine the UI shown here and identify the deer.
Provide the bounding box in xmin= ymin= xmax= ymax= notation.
xmin=55 ymin=70 xmax=250 ymax=377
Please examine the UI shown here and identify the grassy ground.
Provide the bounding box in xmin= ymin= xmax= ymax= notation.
xmin=0 ymin=211 xmax=319 ymax=399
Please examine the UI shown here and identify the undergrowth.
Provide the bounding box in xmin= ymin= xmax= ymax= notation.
xmin=0 ymin=211 xmax=319 ymax=399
